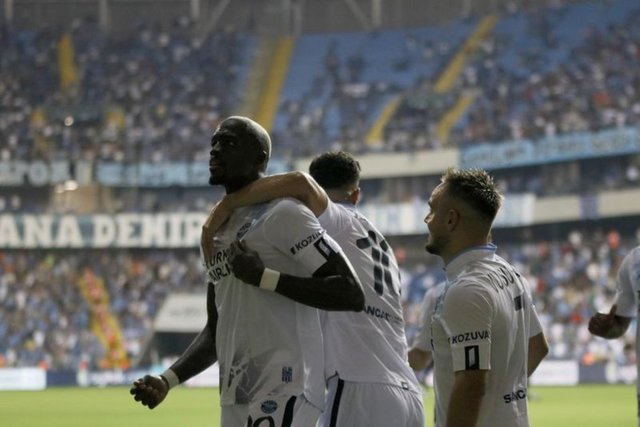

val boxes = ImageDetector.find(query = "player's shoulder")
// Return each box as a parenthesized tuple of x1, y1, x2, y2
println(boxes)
(319, 201, 356, 231)
(267, 197, 310, 215)
(446, 274, 496, 311)
(323, 200, 354, 218)
(619, 246, 640, 273)
(625, 245, 640, 261)
(257, 198, 312, 228)
(442, 280, 493, 319)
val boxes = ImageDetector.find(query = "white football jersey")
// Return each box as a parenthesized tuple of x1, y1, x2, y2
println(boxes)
(431, 245, 540, 427)
(205, 198, 343, 409)
(318, 202, 420, 393)
(611, 245, 640, 414)
(412, 282, 445, 352)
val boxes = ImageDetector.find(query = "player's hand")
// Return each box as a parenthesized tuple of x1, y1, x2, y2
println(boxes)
(129, 375, 169, 410)
(228, 240, 264, 286)
(588, 304, 618, 337)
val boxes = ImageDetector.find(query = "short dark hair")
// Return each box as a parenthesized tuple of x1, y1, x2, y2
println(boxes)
(309, 150, 361, 190)
(441, 167, 502, 223)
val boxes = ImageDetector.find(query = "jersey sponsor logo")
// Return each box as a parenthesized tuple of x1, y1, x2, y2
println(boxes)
(289, 230, 323, 255)
(207, 249, 232, 282)
(364, 304, 403, 323)
(464, 345, 480, 369)
(281, 366, 293, 383)
(208, 263, 232, 282)
(236, 221, 254, 240)
(260, 400, 278, 414)
(503, 388, 527, 403)
(448, 330, 490, 344)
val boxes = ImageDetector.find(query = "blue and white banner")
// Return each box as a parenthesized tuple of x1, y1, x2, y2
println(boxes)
(460, 127, 640, 170)
(0, 159, 291, 187)
(0, 194, 536, 248)
(0, 213, 205, 248)
(0, 367, 46, 391)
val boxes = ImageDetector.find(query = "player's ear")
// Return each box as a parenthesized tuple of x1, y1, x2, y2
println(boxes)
(258, 150, 268, 167)
(349, 188, 361, 204)
(446, 208, 460, 230)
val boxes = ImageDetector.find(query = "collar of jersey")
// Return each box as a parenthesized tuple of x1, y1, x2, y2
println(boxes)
(334, 201, 356, 208)
(444, 243, 497, 282)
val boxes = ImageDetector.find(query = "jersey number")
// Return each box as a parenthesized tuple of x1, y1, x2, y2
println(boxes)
(357, 229, 397, 296)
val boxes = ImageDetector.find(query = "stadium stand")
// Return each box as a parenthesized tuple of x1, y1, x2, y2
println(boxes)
(1, 0, 639, 387)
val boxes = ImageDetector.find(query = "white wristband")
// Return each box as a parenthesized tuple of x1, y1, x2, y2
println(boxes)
(259, 268, 280, 291)
(161, 368, 180, 389)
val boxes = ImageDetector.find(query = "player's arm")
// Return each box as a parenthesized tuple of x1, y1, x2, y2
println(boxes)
(408, 347, 432, 372)
(229, 240, 364, 312)
(162, 282, 219, 381)
(442, 283, 491, 426)
(446, 369, 488, 427)
(130, 283, 218, 409)
(590, 253, 637, 339)
(409, 285, 440, 371)
(588, 304, 631, 339)
(527, 331, 549, 376)
(203, 171, 329, 237)
(525, 293, 548, 376)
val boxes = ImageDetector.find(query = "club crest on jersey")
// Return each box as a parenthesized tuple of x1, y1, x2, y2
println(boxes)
(261, 400, 278, 414)
(281, 366, 293, 383)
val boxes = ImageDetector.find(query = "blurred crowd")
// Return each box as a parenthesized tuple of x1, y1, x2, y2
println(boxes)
(0, 16, 252, 163)
(1, 1, 638, 165)
(1, 227, 638, 373)
(449, 3, 640, 147)
(273, 0, 640, 156)
(0, 250, 203, 370)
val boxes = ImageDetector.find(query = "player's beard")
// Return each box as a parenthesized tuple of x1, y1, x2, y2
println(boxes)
(425, 232, 446, 256)
(209, 166, 224, 185)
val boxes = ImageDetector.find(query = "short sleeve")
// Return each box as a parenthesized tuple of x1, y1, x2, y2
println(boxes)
(441, 282, 493, 372)
(521, 289, 543, 337)
(262, 198, 343, 275)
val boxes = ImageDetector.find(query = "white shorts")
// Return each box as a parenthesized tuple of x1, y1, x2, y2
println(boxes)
(318, 376, 424, 427)
(221, 394, 321, 427)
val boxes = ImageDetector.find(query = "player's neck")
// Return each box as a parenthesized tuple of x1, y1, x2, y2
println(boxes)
(224, 174, 264, 194)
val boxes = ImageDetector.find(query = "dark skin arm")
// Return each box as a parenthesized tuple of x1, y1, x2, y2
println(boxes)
(446, 369, 488, 427)
(588, 304, 632, 339)
(130, 282, 218, 409)
(408, 347, 433, 372)
(229, 240, 365, 312)
(527, 332, 549, 377)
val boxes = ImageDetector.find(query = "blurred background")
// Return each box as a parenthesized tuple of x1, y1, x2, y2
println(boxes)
(1, 0, 639, 390)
